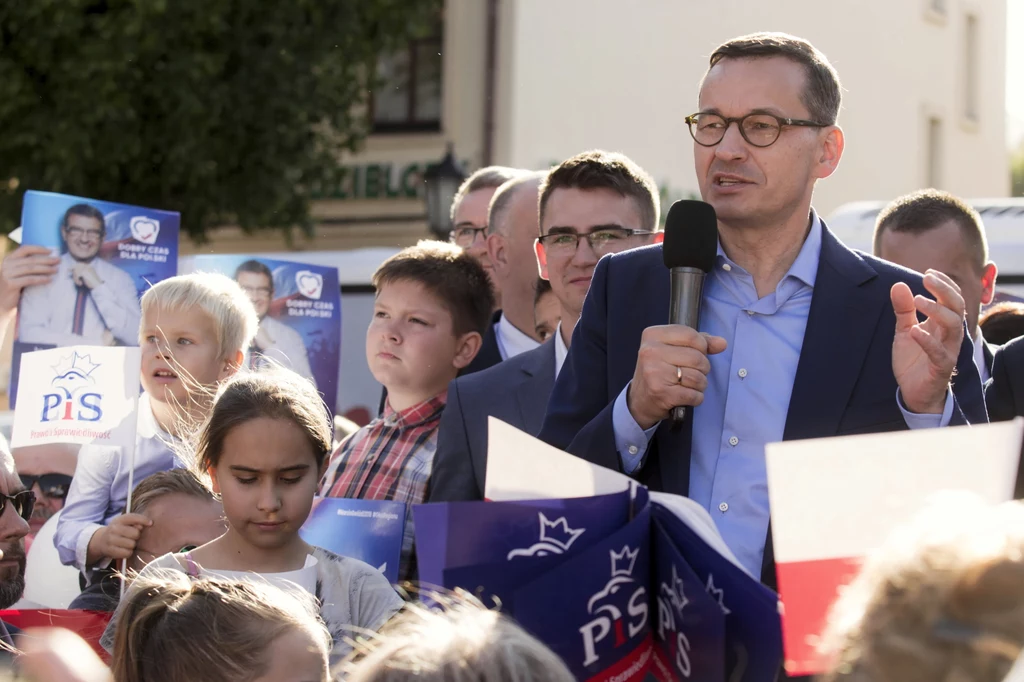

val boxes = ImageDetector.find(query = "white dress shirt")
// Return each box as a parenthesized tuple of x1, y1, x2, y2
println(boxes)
(554, 322, 569, 377)
(55, 393, 186, 572)
(973, 328, 991, 384)
(19, 253, 141, 346)
(245, 315, 316, 387)
(495, 312, 540, 361)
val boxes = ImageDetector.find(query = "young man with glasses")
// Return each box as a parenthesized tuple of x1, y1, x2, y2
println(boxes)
(430, 150, 659, 502)
(234, 259, 315, 387)
(18, 203, 141, 347)
(540, 33, 985, 596)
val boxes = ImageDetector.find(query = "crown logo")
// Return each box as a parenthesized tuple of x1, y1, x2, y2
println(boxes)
(611, 545, 639, 578)
(506, 512, 587, 560)
(706, 574, 731, 616)
(661, 564, 690, 614)
(539, 513, 585, 552)
(50, 352, 100, 397)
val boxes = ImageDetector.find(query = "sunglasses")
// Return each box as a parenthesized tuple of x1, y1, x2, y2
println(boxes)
(20, 473, 73, 500)
(0, 491, 35, 523)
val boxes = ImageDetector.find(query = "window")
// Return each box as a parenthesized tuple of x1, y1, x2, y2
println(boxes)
(964, 14, 979, 123)
(371, 21, 443, 133)
(926, 116, 943, 188)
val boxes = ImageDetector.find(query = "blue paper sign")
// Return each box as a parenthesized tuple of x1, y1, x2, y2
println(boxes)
(300, 497, 405, 583)
(191, 255, 341, 416)
(11, 190, 180, 406)
(650, 518, 726, 682)
(652, 505, 782, 682)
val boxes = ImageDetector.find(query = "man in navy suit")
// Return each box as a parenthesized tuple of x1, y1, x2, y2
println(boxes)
(539, 33, 987, 590)
(874, 189, 999, 382)
(429, 151, 662, 502)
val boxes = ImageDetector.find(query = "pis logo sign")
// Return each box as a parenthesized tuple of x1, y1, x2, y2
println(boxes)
(40, 352, 103, 423)
(579, 545, 649, 667)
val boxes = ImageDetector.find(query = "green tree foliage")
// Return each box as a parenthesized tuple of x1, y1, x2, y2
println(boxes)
(0, 0, 439, 240)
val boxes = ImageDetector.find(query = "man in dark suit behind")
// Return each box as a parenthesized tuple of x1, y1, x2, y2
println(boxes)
(873, 189, 999, 382)
(539, 33, 986, 594)
(430, 151, 662, 502)
(984, 336, 1024, 498)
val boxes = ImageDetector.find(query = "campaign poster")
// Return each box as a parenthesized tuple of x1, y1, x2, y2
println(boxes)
(190, 255, 340, 416)
(10, 346, 141, 452)
(300, 497, 405, 583)
(11, 190, 179, 406)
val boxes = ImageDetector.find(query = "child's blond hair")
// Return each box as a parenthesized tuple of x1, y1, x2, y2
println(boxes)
(112, 571, 330, 682)
(340, 592, 574, 682)
(819, 494, 1024, 682)
(140, 272, 258, 361)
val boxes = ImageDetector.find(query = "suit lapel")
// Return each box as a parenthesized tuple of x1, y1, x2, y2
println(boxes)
(515, 340, 558, 434)
(783, 225, 883, 441)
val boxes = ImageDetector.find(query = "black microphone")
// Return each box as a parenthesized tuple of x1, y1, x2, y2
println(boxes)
(662, 200, 719, 424)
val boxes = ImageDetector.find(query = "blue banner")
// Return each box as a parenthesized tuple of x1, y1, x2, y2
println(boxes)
(191, 255, 341, 416)
(300, 497, 405, 583)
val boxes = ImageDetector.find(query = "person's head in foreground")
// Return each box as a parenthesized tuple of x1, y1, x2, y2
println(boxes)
(819, 494, 1024, 682)
(339, 591, 574, 682)
(111, 571, 330, 682)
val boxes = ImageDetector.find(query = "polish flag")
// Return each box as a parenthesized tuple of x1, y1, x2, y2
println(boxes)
(765, 418, 1023, 677)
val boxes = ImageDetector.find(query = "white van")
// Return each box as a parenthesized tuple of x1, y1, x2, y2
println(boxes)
(181, 247, 400, 425)
(826, 198, 1024, 297)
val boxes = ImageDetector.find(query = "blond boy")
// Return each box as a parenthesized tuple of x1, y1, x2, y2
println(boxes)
(318, 241, 495, 579)
(55, 273, 257, 574)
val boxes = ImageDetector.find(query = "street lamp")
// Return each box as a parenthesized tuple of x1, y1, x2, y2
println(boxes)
(423, 143, 467, 239)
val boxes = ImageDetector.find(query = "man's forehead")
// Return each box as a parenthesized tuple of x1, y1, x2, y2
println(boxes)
(13, 444, 79, 476)
(698, 56, 810, 114)
(65, 214, 102, 228)
(543, 187, 643, 230)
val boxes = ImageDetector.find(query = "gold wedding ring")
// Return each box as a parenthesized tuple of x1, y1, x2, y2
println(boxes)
(676, 366, 683, 385)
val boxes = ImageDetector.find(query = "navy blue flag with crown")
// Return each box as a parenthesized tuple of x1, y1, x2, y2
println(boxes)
(413, 418, 783, 682)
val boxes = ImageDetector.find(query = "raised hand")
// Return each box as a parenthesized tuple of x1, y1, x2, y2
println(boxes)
(891, 270, 965, 414)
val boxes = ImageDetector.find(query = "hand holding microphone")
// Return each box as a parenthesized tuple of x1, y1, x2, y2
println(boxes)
(625, 201, 724, 430)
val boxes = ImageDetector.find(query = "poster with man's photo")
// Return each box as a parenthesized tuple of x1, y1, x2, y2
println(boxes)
(10, 190, 179, 406)
(190, 255, 341, 416)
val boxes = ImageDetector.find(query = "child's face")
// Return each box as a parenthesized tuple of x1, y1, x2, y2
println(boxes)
(366, 279, 476, 406)
(209, 417, 320, 553)
(140, 306, 234, 406)
(252, 628, 329, 682)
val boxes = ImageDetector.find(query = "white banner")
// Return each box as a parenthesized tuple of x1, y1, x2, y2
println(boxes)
(11, 346, 141, 451)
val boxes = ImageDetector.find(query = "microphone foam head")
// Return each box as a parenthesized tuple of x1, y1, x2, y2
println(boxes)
(662, 200, 718, 272)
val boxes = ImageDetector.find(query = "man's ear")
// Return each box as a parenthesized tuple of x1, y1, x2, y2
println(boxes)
(452, 331, 483, 370)
(487, 232, 507, 270)
(981, 262, 998, 305)
(653, 231, 665, 244)
(815, 126, 845, 180)
(535, 240, 549, 280)
(221, 349, 244, 379)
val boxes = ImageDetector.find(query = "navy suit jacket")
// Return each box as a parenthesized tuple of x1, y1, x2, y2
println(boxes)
(984, 336, 1024, 499)
(539, 222, 988, 588)
(429, 338, 558, 502)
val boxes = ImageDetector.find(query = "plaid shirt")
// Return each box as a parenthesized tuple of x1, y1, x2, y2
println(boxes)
(318, 394, 447, 579)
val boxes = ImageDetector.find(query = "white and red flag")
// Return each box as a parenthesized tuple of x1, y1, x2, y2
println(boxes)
(765, 418, 1023, 676)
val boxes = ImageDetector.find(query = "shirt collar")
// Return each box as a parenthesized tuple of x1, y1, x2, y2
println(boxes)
(137, 393, 173, 440)
(496, 312, 541, 360)
(381, 392, 447, 429)
(554, 322, 569, 377)
(973, 327, 990, 382)
(716, 210, 823, 289)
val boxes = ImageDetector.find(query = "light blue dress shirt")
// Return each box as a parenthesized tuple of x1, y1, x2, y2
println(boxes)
(611, 214, 953, 576)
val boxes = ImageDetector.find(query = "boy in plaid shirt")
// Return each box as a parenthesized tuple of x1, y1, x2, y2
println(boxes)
(319, 241, 495, 579)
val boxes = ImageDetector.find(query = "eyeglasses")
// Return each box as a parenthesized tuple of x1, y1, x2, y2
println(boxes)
(537, 227, 655, 256)
(684, 112, 828, 148)
(65, 226, 104, 239)
(240, 285, 272, 298)
(449, 225, 488, 247)
(0, 491, 35, 523)
(20, 473, 73, 500)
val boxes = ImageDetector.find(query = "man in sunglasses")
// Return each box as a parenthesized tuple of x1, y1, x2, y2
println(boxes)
(0, 442, 33, 635)
(13, 443, 78, 548)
